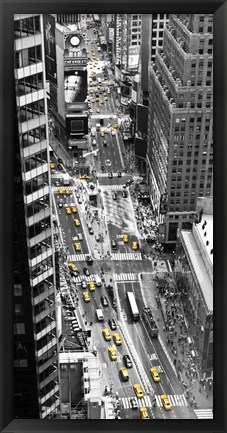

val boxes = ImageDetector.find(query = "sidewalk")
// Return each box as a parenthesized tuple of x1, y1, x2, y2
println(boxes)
(151, 268, 213, 411)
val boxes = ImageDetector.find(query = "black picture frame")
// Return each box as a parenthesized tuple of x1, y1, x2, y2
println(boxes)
(1, 1, 226, 433)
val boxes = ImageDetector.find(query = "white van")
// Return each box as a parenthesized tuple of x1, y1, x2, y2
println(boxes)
(96, 123, 101, 131)
(95, 276, 102, 287)
(96, 308, 104, 321)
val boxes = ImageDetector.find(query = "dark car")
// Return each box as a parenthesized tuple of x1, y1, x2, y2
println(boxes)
(58, 202, 63, 208)
(111, 240, 117, 250)
(101, 295, 109, 307)
(58, 164, 63, 170)
(101, 165, 105, 171)
(123, 354, 133, 368)
(108, 172, 113, 178)
(112, 192, 117, 200)
(86, 254, 93, 265)
(130, 397, 138, 410)
(122, 190, 128, 198)
(89, 227, 94, 235)
(58, 158, 63, 164)
(118, 172, 122, 177)
(103, 140, 107, 147)
(108, 317, 117, 330)
(83, 267, 90, 276)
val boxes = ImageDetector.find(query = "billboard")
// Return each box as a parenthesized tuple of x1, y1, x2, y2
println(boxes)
(43, 14, 57, 83)
(158, 224, 166, 244)
(160, 193, 168, 215)
(135, 137, 147, 158)
(128, 45, 140, 71)
(137, 104, 148, 134)
(64, 70, 87, 103)
(66, 113, 88, 136)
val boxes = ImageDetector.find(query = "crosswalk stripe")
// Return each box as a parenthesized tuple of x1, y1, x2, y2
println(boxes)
(111, 253, 142, 261)
(67, 254, 88, 262)
(194, 409, 213, 419)
(156, 395, 162, 407)
(124, 397, 129, 409)
(97, 172, 125, 178)
(52, 186, 74, 192)
(100, 184, 126, 191)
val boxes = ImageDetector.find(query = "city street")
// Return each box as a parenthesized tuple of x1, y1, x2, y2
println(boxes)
(49, 19, 213, 421)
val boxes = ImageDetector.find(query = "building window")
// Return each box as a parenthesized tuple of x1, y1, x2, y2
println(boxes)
(14, 323, 25, 334)
(14, 359, 28, 367)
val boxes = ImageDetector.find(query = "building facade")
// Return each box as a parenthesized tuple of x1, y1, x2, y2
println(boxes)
(14, 14, 60, 419)
(147, 14, 213, 246)
(175, 197, 213, 378)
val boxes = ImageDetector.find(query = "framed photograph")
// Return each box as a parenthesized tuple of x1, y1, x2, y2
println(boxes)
(1, 1, 226, 433)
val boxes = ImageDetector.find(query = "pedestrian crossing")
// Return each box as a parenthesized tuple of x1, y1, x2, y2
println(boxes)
(119, 394, 188, 409)
(68, 254, 91, 262)
(97, 172, 125, 178)
(100, 184, 126, 191)
(111, 253, 142, 261)
(194, 409, 213, 419)
(52, 186, 74, 192)
(69, 274, 100, 283)
(113, 273, 138, 282)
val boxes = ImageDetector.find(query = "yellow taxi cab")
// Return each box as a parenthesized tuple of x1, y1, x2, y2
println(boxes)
(133, 384, 144, 399)
(79, 175, 91, 180)
(100, 131, 105, 137)
(91, 98, 96, 103)
(95, 97, 99, 102)
(113, 332, 122, 346)
(96, 108, 101, 113)
(50, 162, 55, 169)
(102, 328, 112, 341)
(140, 407, 150, 419)
(65, 207, 72, 215)
(102, 78, 105, 82)
(74, 219, 80, 227)
(58, 187, 66, 194)
(74, 242, 81, 251)
(88, 281, 96, 291)
(123, 234, 129, 243)
(104, 97, 108, 101)
(132, 241, 139, 250)
(150, 367, 161, 383)
(71, 206, 78, 213)
(90, 89, 94, 94)
(109, 114, 114, 119)
(82, 291, 90, 303)
(100, 100, 104, 104)
(160, 394, 172, 410)
(65, 188, 71, 195)
(108, 346, 118, 361)
(97, 85, 101, 90)
(103, 92, 107, 97)
(119, 368, 129, 382)
(68, 263, 79, 273)
(113, 123, 119, 129)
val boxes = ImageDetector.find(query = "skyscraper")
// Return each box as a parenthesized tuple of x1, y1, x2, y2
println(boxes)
(147, 14, 213, 246)
(14, 14, 60, 418)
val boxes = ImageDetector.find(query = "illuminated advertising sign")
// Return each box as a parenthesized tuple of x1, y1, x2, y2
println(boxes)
(43, 14, 57, 83)
(158, 223, 166, 243)
(64, 58, 87, 66)
(128, 45, 140, 71)
(66, 113, 88, 136)
(160, 193, 168, 215)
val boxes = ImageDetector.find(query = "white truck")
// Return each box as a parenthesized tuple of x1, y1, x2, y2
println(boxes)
(96, 308, 104, 321)
(61, 173, 70, 186)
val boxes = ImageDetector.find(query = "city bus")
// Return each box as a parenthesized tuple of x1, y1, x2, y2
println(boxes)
(127, 291, 140, 322)
(142, 307, 159, 337)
